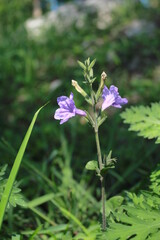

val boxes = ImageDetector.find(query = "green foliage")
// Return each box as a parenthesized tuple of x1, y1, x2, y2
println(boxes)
(85, 152, 117, 178)
(150, 164, 160, 195)
(0, 105, 45, 229)
(1, 0, 160, 238)
(0, 0, 32, 31)
(0, 165, 26, 209)
(85, 160, 99, 171)
(107, 206, 160, 240)
(105, 196, 124, 217)
(11, 234, 21, 240)
(78, 58, 97, 84)
(102, 151, 117, 173)
(105, 165, 160, 240)
(121, 103, 160, 143)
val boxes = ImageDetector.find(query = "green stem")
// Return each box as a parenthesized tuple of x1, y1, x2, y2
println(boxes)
(89, 83, 106, 230)
(95, 129, 106, 231)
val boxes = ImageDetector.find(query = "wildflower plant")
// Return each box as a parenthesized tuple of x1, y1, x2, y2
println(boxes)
(54, 58, 128, 230)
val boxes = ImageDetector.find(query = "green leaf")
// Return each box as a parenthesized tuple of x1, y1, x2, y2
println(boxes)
(89, 68, 93, 78)
(21, 224, 68, 236)
(98, 115, 107, 128)
(77, 60, 86, 70)
(51, 199, 89, 236)
(107, 205, 160, 240)
(0, 165, 7, 181)
(0, 104, 47, 229)
(150, 164, 160, 195)
(107, 150, 112, 161)
(106, 196, 124, 217)
(103, 151, 117, 170)
(12, 235, 21, 240)
(0, 166, 26, 209)
(121, 103, 160, 143)
(106, 164, 160, 240)
(88, 59, 96, 70)
(86, 58, 90, 66)
(85, 161, 99, 171)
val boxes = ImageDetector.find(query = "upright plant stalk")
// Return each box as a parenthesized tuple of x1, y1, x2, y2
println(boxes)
(90, 83, 106, 230)
(95, 129, 106, 230)
(55, 58, 128, 233)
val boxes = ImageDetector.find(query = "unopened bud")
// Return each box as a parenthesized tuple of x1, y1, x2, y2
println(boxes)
(101, 71, 107, 81)
(96, 71, 107, 100)
(72, 80, 92, 105)
(72, 80, 87, 98)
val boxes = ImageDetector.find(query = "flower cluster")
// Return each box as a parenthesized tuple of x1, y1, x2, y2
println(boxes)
(54, 84, 128, 124)
(54, 59, 128, 124)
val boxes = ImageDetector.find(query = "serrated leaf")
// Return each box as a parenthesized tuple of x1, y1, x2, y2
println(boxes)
(106, 206, 160, 240)
(106, 164, 160, 240)
(85, 161, 98, 171)
(12, 196, 26, 207)
(106, 196, 124, 217)
(9, 185, 27, 208)
(0, 165, 7, 181)
(0, 173, 26, 209)
(150, 164, 160, 195)
(121, 103, 160, 143)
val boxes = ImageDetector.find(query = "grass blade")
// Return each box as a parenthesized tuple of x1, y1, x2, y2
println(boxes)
(51, 199, 89, 236)
(21, 224, 68, 235)
(28, 206, 55, 226)
(0, 104, 47, 229)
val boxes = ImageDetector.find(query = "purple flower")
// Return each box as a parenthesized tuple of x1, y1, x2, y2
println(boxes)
(54, 92, 86, 124)
(102, 85, 128, 111)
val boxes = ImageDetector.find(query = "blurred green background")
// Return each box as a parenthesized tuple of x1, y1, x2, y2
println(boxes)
(1, 0, 160, 237)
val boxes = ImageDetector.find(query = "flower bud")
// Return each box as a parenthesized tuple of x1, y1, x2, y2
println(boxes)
(72, 80, 92, 105)
(96, 71, 107, 101)
(72, 80, 87, 98)
(101, 71, 107, 81)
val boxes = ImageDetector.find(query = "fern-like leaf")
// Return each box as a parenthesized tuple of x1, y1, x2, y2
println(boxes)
(106, 205, 160, 240)
(0, 165, 7, 181)
(121, 103, 160, 143)
(0, 165, 26, 209)
(106, 164, 160, 240)
(150, 164, 160, 195)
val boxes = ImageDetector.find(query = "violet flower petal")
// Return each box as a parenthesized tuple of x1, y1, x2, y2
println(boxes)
(102, 85, 128, 111)
(75, 108, 86, 116)
(54, 108, 75, 120)
(102, 93, 115, 111)
(54, 92, 86, 124)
